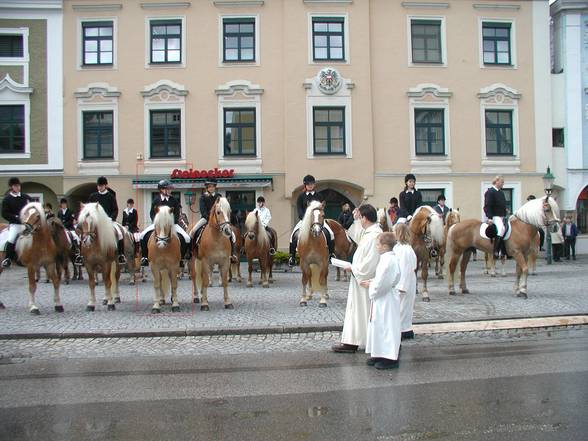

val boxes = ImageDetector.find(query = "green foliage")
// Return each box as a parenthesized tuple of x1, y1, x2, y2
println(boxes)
(272, 251, 290, 264)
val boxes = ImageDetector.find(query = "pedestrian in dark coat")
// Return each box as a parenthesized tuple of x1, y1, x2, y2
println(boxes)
(338, 203, 354, 229)
(563, 216, 578, 260)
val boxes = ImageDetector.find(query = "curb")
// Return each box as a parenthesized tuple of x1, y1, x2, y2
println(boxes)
(0, 316, 585, 340)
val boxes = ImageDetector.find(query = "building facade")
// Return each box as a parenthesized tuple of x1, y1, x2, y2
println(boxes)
(551, 0, 588, 238)
(61, 0, 552, 248)
(0, 0, 64, 209)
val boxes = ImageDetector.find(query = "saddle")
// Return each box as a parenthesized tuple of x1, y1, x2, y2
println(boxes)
(480, 218, 512, 241)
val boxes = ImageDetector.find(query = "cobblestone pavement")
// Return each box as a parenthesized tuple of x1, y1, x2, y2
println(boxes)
(0, 326, 585, 360)
(0, 257, 586, 337)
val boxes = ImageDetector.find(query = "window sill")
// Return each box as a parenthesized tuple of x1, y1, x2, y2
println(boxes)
(481, 157, 520, 174)
(0, 152, 30, 159)
(145, 63, 186, 69)
(143, 159, 187, 175)
(408, 62, 447, 68)
(219, 157, 261, 173)
(77, 161, 119, 175)
(410, 157, 452, 173)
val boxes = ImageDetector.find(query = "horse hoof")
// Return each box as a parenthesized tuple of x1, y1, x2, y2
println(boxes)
(159, 299, 165, 306)
(107, 304, 116, 311)
(299, 301, 307, 307)
(262, 284, 269, 289)
(102, 299, 108, 306)
(516, 292, 528, 299)
(318, 303, 327, 308)
(151, 308, 161, 314)
(490, 274, 496, 278)
(0, 302, 5, 309)
(65, 280, 70, 285)
(171, 306, 180, 313)
(421, 297, 430, 303)
(269, 279, 274, 284)
(54, 305, 64, 313)
(114, 297, 121, 304)
(462, 289, 470, 294)
(449, 290, 456, 296)
(437, 275, 444, 280)
(201, 305, 210, 311)
(247, 282, 253, 288)
(193, 297, 200, 304)
(129, 281, 135, 286)
(225, 304, 234, 310)
(86, 305, 95, 312)
(30, 308, 40, 315)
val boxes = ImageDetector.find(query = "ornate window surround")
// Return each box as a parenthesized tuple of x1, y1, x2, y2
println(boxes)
(478, 83, 521, 173)
(215, 80, 263, 173)
(74, 82, 120, 174)
(478, 17, 517, 69)
(407, 83, 452, 173)
(141, 79, 187, 173)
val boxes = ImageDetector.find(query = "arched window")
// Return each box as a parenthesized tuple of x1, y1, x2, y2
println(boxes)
(576, 186, 588, 234)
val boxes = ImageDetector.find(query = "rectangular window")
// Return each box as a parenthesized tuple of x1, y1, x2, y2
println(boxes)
(485, 110, 513, 155)
(313, 107, 345, 155)
(0, 35, 23, 58)
(312, 17, 345, 61)
(482, 22, 511, 65)
(223, 18, 255, 62)
(83, 111, 113, 159)
(82, 21, 113, 65)
(150, 110, 181, 158)
(224, 108, 256, 156)
(552, 128, 564, 148)
(415, 109, 445, 155)
(150, 20, 182, 64)
(411, 20, 441, 63)
(421, 188, 445, 207)
(503, 188, 513, 215)
(0, 105, 25, 154)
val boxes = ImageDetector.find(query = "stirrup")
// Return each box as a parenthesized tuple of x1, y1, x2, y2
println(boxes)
(288, 256, 296, 267)
(269, 248, 276, 256)
(74, 255, 84, 266)
(141, 257, 149, 267)
(118, 254, 127, 265)
(1, 258, 11, 268)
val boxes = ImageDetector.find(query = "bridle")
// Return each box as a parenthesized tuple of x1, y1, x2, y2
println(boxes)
(212, 204, 232, 237)
(21, 210, 42, 236)
(412, 211, 440, 258)
(311, 208, 324, 238)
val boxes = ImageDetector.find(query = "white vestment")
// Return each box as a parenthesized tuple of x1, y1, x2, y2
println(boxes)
(365, 251, 401, 360)
(394, 243, 418, 332)
(340, 221, 383, 347)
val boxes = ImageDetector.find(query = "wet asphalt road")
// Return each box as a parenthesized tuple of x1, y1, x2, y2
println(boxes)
(0, 332, 587, 441)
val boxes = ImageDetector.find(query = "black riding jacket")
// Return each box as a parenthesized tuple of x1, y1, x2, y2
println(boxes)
(199, 191, 222, 221)
(122, 208, 139, 232)
(296, 191, 324, 220)
(484, 187, 507, 218)
(88, 188, 119, 221)
(1, 191, 32, 224)
(150, 195, 181, 224)
(58, 207, 75, 229)
(399, 189, 423, 216)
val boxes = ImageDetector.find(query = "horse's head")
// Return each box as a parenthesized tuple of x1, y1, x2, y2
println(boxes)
(543, 196, 560, 226)
(77, 203, 96, 247)
(446, 209, 461, 227)
(310, 206, 325, 238)
(244, 210, 259, 241)
(515, 196, 561, 228)
(411, 206, 444, 256)
(19, 202, 46, 235)
(210, 197, 233, 238)
(153, 206, 174, 248)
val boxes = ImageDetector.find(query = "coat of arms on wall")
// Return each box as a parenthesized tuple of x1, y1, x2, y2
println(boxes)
(317, 68, 342, 95)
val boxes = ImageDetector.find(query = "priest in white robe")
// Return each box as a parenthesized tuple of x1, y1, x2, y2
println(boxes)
(393, 223, 418, 340)
(332, 204, 382, 353)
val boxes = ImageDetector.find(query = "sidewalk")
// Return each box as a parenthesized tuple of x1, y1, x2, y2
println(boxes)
(0, 257, 586, 339)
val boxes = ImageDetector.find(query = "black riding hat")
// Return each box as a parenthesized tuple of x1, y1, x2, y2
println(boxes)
(8, 177, 20, 187)
(60, 198, 68, 204)
(97, 176, 108, 186)
(437, 194, 446, 202)
(158, 179, 171, 190)
(204, 178, 217, 186)
(303, 174, 316, 185)
(404, 173, 416, 183)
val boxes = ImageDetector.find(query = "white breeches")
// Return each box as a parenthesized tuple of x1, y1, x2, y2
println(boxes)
(113, 223, 124, 241)
(7, 224, 26, 244)
(140, 223, 190, 242)
(492, 216, 505, 237)
(290, 220, 334, 242)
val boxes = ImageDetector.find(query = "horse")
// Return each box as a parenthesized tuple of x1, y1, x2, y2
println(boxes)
(243, 210, 274, 288)
(47, 217, 74, 285)
(297, 200, 330, 307)
(407, 205, 445, 302)
(377, 208, 393, 232)
(326, 219, 355, 282)
(121, 225, 141, 285)
(446, 196, 559, 299)
(14, 203, 63, 314)
(434, 209, 461, 279)
(148, 206, 181, 313)
(77, 202, 119, 311)
(190, 197, 234, 310)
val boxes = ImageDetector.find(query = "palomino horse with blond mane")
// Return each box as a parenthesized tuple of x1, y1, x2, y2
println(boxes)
(77, 203, 119, 311)
(298, 200, 330, 307)
(434, 209, 461, 279)
(191, 197, 234, 310)
(243, 210, 276, 288)
(446, 196, 559, 299)
(148, 206, 181, 313)
(14, 203, 64, 314)
(407, 205, 445, 302)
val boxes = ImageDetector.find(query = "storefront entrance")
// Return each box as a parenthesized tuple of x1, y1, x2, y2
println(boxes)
(318, 188, 355, 220)
(226, 190, 256, 231)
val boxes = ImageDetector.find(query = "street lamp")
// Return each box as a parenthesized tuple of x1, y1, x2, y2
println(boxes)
(542, 166, 555, 264)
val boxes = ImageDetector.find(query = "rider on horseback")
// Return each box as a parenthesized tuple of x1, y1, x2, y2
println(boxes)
(1, 177, 32, 268)
(254, 196, 276, 255)
(140, 180, 192, 267)
(288, 175, 335, 267)
(88, 176, 126, 265)
(484, 175, 508, 259)
(398, 173, 422, 222)
(191, 178, 238, 263)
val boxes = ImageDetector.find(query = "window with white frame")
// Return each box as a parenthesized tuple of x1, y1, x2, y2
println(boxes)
(485, 109, 513, 156)
(224, 108, 256, 156)
(82, 21, 113, 66)
(312, 17, 345, 61)
(481, 181, 520, 219)
(222, 17, 255, 62)
(313, 106, 346, 155)
(0, 34, 23, 58)
(417, 182, 453, 210)
(482, 22, 511, 65)
(148, 18, 184, 65)
(0, 105, 25, 154)
(414, 108, 445, 155)
(82, 110, 113, 159)
(409, 18, 445, 64)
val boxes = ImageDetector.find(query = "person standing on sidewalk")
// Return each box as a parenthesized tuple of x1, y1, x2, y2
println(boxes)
(551, 221, 564, 262)
(332, 204, 382, 354)
(563, 216, 577, 260)
(393, 222, 418, 341)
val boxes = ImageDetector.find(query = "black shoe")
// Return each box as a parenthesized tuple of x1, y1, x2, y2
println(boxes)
(1, 257, 11, 268)
(401, 330, 414, 341)
(288, 256, 296, 267)
(366, 357, 382, 366)
(375, 359, 399, 370)
(331, 343, 358, 353)
(118, 254, 127, 265)
(269, 248, 276, 256)
(141, 257, 149, 267)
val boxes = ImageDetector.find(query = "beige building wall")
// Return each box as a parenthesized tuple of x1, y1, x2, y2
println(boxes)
(62, 0, 551, 248)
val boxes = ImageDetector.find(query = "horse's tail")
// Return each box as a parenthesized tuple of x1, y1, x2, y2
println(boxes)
(161, 269, 171, 297)
(309, 263, 324, 293)
(193, 258, 203, 292)
(110, 261, 119, 295)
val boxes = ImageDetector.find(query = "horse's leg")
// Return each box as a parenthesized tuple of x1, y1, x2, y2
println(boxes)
(447, 251, 460, 296)
(420, 257, 430, 302)
(268, 254, 274, 283)
(151, 266, 162, 313)
(513, 252, 529, 299)
(114, 262, 121, 303)
(500, 255, 507, 277)
(27, 266, 40, 314)
(103, 263, 115, 311)
(222, 263, 233, 309)
(459, 250, 472, 294)
(318, 264, 328, 308)
(260, 256, 269, 288)
(300, 265, 309, 306)
(86, 268, 97, 311)
(171, 267, 180, 312)
(247, 257, 254, 288)
(200, 263, 210, 311)
(47, 263, 64, 313)
(336, 266, 341, 282)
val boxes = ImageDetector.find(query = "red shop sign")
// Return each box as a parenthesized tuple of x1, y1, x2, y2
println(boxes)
(170, 168, 235, 179)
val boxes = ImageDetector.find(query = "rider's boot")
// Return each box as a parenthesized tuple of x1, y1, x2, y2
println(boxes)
(230, 238, 238, 263)
(288, 239, 297, 267)
(325, 229, 335, 262)
(493, 236, 502, 260)
(140, 236, 149, 267)
(72, 241, 83, 266)
(1, 242, 15, 268)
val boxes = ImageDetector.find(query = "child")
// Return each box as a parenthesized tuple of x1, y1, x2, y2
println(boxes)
(393, 223, 418, 341)
(361, 232, 402, 370)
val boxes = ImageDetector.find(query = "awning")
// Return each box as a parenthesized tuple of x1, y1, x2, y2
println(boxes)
(132, 174, 273, 190)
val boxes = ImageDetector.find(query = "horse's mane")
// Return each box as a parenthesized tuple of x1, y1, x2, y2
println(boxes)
(514, 196, 560, 228)
(154, 206, 175, 234)
(78, 203, 116, 254)
(413, 205, 444, 243)
(377, 207, 393, 231)
(214, 197, 232, 222)
(245, 210, 269, 248)
(299, 200, 323, 244)
(20, 202, 46, 225)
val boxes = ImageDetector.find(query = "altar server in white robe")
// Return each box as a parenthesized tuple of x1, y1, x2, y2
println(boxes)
(332, 204, 382, 353)
(362, 232, 402, 369)
(393, 222, 418, 340)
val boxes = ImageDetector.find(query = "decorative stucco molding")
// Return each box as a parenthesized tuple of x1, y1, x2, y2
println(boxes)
(141, 79, 188, 98)
(213, 0, 264, 6)
(473, 3, 520, 10)
(74, 82, 121, 99)
(72, 3, 122, 11)
(0, 74, 33, 95)
(407, 83, 452, 99)
(303, 68, 354, 93)
(303, 0, 353, 4)
(215, 80, 264, 96)
(401, 2, 449, 9)
(140, 2, 191, 9)
(477, 83, 521, 100)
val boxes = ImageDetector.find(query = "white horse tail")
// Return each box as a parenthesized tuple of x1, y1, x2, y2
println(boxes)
(309, 263, 325, 295)
(110, 261, 119, 296)
(429, 211, 445, 245)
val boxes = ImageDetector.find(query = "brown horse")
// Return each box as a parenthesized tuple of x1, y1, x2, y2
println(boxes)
(47, 217, 74, 285)
(446, 196, 559, 299)
(148, 206, 181, 313)
(434, 209, 461, 279)
(326, 219, 356, 282)
(243, 210, 275, 288)
(407, 206, 445, 302)
(15, 203, 63, 314)
(377, 208, 393, 232)
(77, 203, 119, 311)
(121, 225, 141, 286)
(191, 197, 234, 310)
(298, 201, 329, 307)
